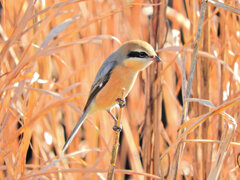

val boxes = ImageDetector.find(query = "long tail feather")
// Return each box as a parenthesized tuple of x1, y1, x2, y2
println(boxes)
(61, 110, 88, 154)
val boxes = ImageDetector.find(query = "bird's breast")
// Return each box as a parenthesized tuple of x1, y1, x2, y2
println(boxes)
(94, 64, 138, 110)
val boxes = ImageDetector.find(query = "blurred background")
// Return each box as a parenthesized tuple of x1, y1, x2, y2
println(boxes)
(0, 0, 240, 179)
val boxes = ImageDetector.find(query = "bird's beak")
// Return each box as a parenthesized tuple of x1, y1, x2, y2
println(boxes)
(154, 55, 161, 62)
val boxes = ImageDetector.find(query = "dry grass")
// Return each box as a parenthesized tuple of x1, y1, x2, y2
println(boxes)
(0, 0, 240, 179)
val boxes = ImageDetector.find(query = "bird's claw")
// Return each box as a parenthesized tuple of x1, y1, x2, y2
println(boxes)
(112, 124, 122, 132)
(116, 98, 126, 108)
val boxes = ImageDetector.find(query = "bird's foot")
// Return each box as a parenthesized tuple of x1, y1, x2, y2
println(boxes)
(116, 98, 126, 108)
(112, 124, 122, 132)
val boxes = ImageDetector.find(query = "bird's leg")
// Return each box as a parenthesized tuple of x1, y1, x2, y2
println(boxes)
(107, 110, 118, 122)
(107, 110, 122, 132)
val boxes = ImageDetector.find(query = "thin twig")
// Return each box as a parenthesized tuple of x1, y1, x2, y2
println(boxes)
(107, 88, 125, 180)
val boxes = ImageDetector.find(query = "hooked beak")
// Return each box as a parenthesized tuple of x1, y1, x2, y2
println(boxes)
(154, 55, 161, 62)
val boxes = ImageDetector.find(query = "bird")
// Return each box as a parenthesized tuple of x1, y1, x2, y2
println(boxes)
(62, 40, 161, 154)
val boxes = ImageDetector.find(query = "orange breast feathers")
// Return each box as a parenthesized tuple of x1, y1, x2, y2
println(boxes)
(94, 64, 138, 110)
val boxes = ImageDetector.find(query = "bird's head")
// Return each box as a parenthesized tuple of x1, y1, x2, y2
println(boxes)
(117, 40, 161, 71)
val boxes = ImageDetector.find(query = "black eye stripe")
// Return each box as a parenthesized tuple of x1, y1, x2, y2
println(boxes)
(127, 51, 149, 58)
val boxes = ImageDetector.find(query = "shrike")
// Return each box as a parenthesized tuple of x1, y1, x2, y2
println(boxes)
(62, 40, 161, 153)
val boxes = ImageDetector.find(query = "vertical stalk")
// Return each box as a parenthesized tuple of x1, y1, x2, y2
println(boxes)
(200, 5, 211, 179)
(107, 88, 125, 180)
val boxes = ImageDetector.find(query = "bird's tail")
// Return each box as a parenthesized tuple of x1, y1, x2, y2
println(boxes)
(61, 110, 88, 155)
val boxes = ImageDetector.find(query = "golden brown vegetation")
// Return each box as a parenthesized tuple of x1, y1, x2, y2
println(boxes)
(0, 0, 240, 179)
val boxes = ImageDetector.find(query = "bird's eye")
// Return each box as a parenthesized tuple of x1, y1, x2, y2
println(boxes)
(139, 52, 148, 57)
(127, 51, 149, 58)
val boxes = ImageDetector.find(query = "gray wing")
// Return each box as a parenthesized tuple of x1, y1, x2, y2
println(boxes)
(62, 52, 118, 154)
(83, 55, 118, 112)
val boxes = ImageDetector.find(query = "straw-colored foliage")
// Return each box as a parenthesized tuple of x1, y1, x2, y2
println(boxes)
(0, 0, 239, 179)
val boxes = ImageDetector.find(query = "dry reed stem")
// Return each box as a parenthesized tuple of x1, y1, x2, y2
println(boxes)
(208, 0, 240, 15)
(107, 88, 125, 180)
(170, 0, 208, 179)
(207, 113, 236, 179)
